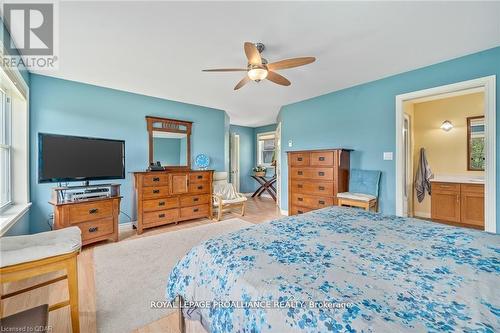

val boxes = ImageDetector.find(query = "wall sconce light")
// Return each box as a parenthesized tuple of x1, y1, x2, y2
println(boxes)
(440, 120, 453, 132)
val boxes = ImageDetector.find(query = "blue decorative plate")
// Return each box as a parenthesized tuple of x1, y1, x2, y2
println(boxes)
(195, 154, 210, 169)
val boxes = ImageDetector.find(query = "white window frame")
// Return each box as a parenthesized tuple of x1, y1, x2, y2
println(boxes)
(0, 49, 31, 235)
(256, 131, 276, 167)
(0, 88, 12, 211)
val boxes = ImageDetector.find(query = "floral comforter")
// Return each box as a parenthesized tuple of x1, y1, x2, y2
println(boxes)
(167, 207, 499, 332)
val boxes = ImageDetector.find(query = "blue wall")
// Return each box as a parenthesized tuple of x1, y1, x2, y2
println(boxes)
(29, 74, 228, 233)
(278, 46, 500, 232)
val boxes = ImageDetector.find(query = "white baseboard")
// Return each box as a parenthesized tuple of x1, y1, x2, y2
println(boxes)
(280, 209, 289, 216)
(119, 221, 135, 231)
(413, 211, 431, 219)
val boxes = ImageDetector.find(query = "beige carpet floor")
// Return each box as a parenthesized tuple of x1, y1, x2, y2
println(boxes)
(94, 218, 253, 333)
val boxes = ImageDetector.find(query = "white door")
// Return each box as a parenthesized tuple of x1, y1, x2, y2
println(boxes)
(275, 122, 282, 208)
(403, 114, 412, 217)
(230, 134, 240, 192)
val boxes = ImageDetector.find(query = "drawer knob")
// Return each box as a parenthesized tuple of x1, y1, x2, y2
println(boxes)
(298, 197, 303, 201)
(319, 156, 325, 161)
(153, 189, 160, 194)
(298, 171, 303, 175)
(153, 177, 160, 182)
(197, 175, 203, 179)
(318, 172, 325, 176)
(319, 200, 325, 205)
(89, 208, 99, 214)
(159, 213, 166, 218)
(319, 186, 325, 190)
(158, 201, 165, 206)
(297, 157, 303, 161)
(298, 210, 304, 214)
(193, 198, 199, 202)
(197, 186, 203, 190)
(88, 227, 98, 233)
(193, 208, 199, 212)
(297, 184, 303, 188)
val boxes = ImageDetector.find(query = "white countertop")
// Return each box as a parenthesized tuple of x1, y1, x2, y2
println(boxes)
(430, 175, 484, 184)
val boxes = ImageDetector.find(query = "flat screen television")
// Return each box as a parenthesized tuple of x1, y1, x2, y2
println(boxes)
(38, 133, 125, 183)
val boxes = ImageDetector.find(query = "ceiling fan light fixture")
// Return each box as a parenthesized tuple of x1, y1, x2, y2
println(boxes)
(247, 68, 268, 81)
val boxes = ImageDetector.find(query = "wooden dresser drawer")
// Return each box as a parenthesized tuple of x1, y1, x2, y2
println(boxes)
(291, 193, 333, 209)
(188, 182, 210, 194)
(290, 205, 313, 215)
(143, 208, 179, 226)
(189, 172, 210, 183)
(291, 180, 334, 196)
(290, 167, 334, 180)
(69, 201, 113, 224)
(289, 152, 310, 166)
(142, 174, 169, 187)
(461, 183, 484, 193)
(142, 186, 169, 199)
(180, 194, 211, 207)
(432, 182, 460, 193)
(310, 152, 334, 166)
(180, 204, 209, 219)
(77, 217, 114, 241)
(143, 197, 179, 212)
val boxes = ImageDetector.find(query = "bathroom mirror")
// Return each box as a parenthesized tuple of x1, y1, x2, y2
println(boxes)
(146, 116, 192, 169)
(467, 116, 485, 171)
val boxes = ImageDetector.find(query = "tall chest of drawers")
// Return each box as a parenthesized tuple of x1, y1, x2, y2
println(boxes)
(288, 149, 351, 215)
(133, 170, 213, 234)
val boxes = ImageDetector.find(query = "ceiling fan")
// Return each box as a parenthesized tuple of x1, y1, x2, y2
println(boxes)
(202, 42, 316, 90)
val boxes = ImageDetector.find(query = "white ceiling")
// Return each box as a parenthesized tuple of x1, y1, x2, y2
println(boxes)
(26, 1, 500, 127)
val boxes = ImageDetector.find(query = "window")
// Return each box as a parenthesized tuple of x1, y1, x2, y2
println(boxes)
(0, 89, 12, 209)
(257, 132, 276, 166)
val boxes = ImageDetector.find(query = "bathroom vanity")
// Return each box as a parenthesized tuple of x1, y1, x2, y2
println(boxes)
(430, 176, 484, 229)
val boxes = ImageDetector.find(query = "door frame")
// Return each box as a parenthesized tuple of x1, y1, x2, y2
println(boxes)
(230, 133, 240, 192)
(395, 75, 496, 233)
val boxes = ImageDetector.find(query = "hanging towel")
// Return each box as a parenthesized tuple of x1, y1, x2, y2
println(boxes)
(415, 148, 433, 203)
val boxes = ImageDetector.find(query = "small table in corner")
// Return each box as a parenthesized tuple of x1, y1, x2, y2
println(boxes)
(251, 175, 277, 201)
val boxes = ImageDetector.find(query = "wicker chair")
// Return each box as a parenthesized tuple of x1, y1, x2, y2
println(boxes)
(212, 172, 247, 221)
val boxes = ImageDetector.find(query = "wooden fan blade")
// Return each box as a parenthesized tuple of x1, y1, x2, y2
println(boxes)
(267, 71, 291, 86)
(234, 76, 250, 90)
(244, 42, 262, 65)
(267, 57, 316, 71)
(202, 68, 248, 72)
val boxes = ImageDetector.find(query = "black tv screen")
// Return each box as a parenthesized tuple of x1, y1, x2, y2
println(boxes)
(38, 133, 125, 183)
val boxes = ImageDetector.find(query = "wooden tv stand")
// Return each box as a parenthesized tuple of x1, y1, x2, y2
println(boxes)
(50, 194, 121, 246)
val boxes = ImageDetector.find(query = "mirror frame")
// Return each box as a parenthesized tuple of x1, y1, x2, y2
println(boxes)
(146, 116, 192, 169)
(466, 115, 485, 171)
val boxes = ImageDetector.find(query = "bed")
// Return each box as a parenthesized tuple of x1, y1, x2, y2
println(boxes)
(166, 206, 499, 332)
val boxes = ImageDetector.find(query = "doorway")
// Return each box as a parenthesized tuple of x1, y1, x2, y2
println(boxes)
(395, 76, 496, 233)
(275, 122, 282, 209)
(230, 133, 240, 192)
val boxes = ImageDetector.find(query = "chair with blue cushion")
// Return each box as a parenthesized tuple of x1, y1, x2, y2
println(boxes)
(337, 169, 381, 212)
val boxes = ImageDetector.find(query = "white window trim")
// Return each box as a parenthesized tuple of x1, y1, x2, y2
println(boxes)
(0, 50, 31, 235)
(256, 131, 276, 167)
(0, 203, 31, 236)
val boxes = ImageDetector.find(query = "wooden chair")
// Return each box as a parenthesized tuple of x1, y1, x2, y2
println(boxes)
(337, 169, 381, 212)
(0, 227, 82, 333)
(212, 172, 247, 221)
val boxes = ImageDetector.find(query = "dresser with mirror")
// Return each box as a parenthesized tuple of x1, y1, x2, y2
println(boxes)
(133, 116, 213, 234)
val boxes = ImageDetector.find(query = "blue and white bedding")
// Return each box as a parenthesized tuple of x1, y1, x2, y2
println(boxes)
(167, 207, 500, 332)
